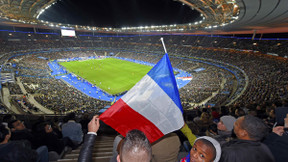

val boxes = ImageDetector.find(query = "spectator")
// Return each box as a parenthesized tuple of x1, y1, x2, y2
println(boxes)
(110, 132, 180, 162)
(256, 105, 267, 119)
(275, 106, 288, 126)
(211, 107, 220, 122)
(220, 115, 274, 162)
(79, 116, 152, 162)
(0, 124, 48, 162)
(62, 113, 83, 147)
(263, 114, 288, 162)
(193, 109, 202, 122)
(80, 113, 90, 134)
(228, 107, 235, 117)
(264, 108, 276, 129)
(195, 112, 213, 135)
(150, 133, 180, 162)
(110, 135, 124, 162)
(180, 123, 197, 152)
(1, 114, 15, 128)
(8, 119, 36, 148)
(215, 115, 236, 145)
(205, 123, 218, 137)
(234, 108, 246, 118)
(34, 122, 74, 159)
(180, 136, 221, 162)
(78, 115, 100, 162)
(49, 116, 63, 138)
(117, 129, 152, 162)
(219, 106, 229, 117)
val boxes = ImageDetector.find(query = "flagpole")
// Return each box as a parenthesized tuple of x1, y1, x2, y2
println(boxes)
(160, 37, 167, 54)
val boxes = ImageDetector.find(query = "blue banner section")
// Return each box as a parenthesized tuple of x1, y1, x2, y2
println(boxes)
(55, 74, 120, 102)
(37, 56, 49, 60)
(194, 67, 206, 73)
(49, 61, 68, 75)
(17, 75, 53, 78)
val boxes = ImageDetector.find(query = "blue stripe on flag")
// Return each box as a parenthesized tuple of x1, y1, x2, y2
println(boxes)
(147, 53, 183, 113)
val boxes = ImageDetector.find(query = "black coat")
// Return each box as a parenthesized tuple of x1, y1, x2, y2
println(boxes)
(34, 131, 65, 155)
(10, 129, 37, 149)
(0, 141, 38, 162)
(220, 139, 275, 162)
(264, 132, 288, 162)
(78, 134, 96, 162)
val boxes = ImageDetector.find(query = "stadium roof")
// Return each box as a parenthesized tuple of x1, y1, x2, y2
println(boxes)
(0, 0, 56, 22)
(0, 0, 287, 34)
(213, 0, 288, 34)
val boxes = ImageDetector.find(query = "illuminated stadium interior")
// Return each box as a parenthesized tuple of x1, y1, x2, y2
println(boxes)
(1, 0, 287, 114)
(0, 0, 287, 161)
(0, 0, 287, 114)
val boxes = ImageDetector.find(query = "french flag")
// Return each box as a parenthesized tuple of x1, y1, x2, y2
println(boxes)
(100, 53, 184, 143)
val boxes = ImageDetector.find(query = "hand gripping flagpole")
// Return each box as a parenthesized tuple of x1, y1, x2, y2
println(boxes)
(160, 37, 167, 54)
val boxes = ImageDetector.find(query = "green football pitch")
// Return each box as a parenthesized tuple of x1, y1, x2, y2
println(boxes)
(59, 58, 152, 95)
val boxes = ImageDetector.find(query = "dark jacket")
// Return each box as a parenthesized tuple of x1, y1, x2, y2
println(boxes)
(78, 134, 97, 162)
(214, 130, 233, 146)
(0, 141, 38, 162)
(10, 129, 37, 149)
(34, 131, 66, 155)
(220, 139, 275, 162)
(275, 107, 288, 125)
(264, 132, 288, 162)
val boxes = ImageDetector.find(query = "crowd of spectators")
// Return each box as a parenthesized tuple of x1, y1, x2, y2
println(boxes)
(0, 103, 9, 114)
(6, 83, 22, 95)
(0, 113, 95, 161)
(24, 77, 110, 114)
(0, 34, 286, 115)
(181, 100, 288, 161)
(1, 26, 288, 162)
(11, 96, 39, 114)
(1, 101, 288, 161)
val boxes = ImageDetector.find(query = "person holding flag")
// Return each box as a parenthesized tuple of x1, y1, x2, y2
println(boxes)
(78, 117, 153, 162)
(100, 37, 184, 144)
(79, 38, 185, 162)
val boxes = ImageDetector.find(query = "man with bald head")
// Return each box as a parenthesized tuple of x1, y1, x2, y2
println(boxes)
(78, 117, 152, 162)
(117, 129, 152, 162)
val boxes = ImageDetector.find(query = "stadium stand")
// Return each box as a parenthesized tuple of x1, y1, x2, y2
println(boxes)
(0, 1, 288, 160)
(0, 34, 286, 115)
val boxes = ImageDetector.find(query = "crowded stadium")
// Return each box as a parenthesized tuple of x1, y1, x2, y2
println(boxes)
(0, 0, 287, 162)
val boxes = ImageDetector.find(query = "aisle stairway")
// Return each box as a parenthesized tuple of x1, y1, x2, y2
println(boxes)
(57, 136, 116, 162)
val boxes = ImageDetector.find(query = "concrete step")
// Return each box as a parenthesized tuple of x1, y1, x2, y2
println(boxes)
(57, 156, 111, 162)
(77, 144, 114, 150)
(57, 135, 115, 162)
(64, 151, 113, 159)
(71, 147, 113, 154)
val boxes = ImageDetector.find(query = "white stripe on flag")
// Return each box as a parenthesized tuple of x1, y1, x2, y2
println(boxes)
(122, 74, 184, 134)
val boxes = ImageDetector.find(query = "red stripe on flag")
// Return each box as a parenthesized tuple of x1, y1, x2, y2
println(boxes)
(100, 99, 164, 143)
